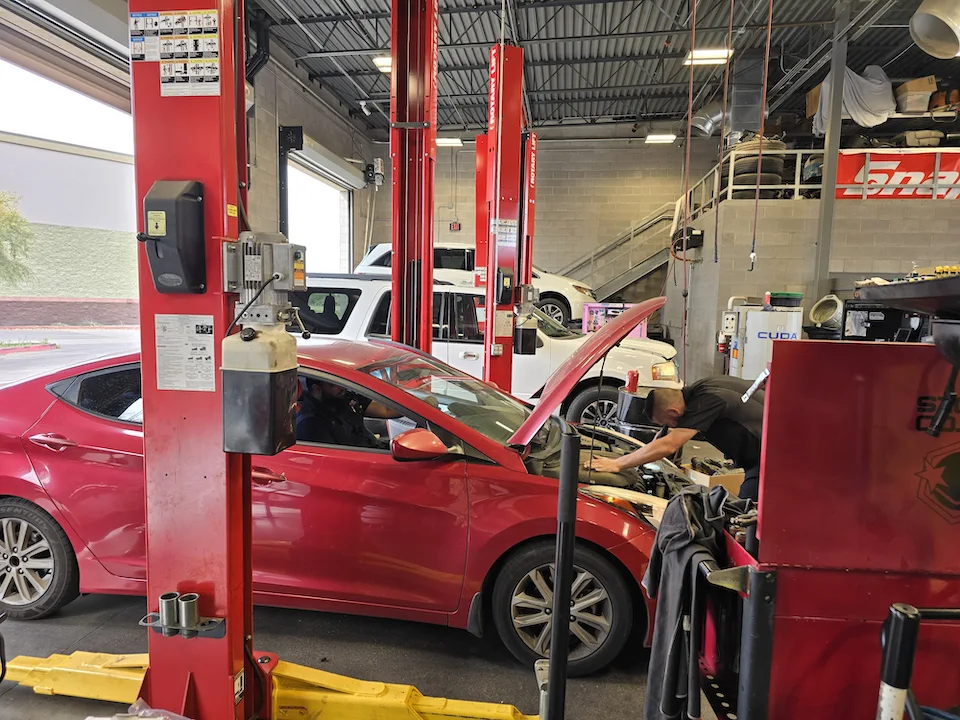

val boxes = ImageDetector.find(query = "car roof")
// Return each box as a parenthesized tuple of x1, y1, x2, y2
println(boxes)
(297, 339, 413, 370)
(306, 274, 458, 288)
(40, 341, 415, 383)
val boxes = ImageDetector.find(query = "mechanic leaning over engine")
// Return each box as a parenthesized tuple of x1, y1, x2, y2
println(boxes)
(585, 376, 765, 501)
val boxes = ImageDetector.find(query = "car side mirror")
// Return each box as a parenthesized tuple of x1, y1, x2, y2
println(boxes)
(391, 428, 448, 461)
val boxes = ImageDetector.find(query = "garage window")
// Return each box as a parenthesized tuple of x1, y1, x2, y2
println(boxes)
(0, 59, 133, 154)
(286, 160, 352, 273)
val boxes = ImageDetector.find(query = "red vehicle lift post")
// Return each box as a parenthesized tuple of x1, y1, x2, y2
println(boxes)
(481, 43, 524, 390)
(128, 0, 254, 715)
(519, 132, 537, 288)
(389, 0, 439, 353)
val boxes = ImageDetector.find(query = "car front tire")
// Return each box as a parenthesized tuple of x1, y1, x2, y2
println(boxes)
(536, 297, 571, 326)
(491, 541, 633, 677)
(0, 498, 79, 620)
(565, 385, 621, 429)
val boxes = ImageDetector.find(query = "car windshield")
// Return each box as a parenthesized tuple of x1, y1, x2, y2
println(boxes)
(361, 353, 532, 446)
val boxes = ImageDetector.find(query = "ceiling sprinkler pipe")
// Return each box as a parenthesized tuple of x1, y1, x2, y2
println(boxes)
(910, 0, 960, 59)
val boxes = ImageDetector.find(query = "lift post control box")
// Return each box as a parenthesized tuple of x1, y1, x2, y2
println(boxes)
(141, 180, 206, 293)
(495, 268, 514, 306)
(514, 284, 539, 355)
(222, 232, 307, 456)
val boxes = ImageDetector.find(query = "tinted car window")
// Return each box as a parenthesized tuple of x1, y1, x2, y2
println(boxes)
(434, 249, 469, 270)
(368, 291, 445, 339)
(68, 367, 143, 423)
(371, 250, 392, 267)
(368, 292, 392, 337)
(450, 293, 482, 343)
(293, 289, 361, 335)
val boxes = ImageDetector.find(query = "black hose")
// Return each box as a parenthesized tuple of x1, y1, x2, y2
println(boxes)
(244, 639, 267, 720)
(225, 275, 277, 338)
(0, 612, 7, 684)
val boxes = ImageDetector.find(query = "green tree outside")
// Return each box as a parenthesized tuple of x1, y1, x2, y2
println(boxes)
(0, 191, 33, 286)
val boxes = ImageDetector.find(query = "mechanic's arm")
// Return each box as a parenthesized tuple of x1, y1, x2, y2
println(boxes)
(585, 428, 698, 473)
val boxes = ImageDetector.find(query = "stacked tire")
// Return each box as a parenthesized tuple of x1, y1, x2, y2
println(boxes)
(720, 137, 787, 199)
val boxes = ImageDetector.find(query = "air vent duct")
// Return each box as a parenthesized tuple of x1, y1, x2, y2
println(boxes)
(691, 49, 767, 138)
(910, 0, 960, 59)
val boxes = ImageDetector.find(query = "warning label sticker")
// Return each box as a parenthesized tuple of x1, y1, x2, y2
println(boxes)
(129, 12, 160, 61)
(495, 310, 514, 338)
(155, 314, 216, 392)
(130, 8, 220, 96)
(491, 218, 519, 248)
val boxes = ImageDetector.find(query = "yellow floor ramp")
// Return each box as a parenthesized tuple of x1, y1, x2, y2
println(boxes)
(7, 651, 539, 720)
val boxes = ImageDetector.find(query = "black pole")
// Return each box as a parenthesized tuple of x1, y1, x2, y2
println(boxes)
(546, 427, 580, 720)
(878, 603, 922, 720)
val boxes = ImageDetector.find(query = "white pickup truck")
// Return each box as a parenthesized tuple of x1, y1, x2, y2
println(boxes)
(293, 274, 682, 426)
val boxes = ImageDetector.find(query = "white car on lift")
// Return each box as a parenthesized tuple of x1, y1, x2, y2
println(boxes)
(354, 242, 597, 326)
(293, 275, 681, 427)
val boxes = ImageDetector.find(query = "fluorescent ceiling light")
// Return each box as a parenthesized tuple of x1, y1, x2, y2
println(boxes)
(436, 138, 463, 147)
(684, 48, 733, 65)
(645, 133, 677, 144)
(373, 56, 392, 73)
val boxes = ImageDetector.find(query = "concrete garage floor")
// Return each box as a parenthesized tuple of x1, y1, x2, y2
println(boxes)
(0, 594, 649, 719)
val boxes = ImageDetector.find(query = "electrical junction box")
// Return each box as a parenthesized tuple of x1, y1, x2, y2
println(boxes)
(142, 180, 205, 293)
(722, 311, 738, 335)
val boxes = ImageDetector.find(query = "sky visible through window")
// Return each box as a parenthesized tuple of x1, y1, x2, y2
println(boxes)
(0, 59, 134, 154)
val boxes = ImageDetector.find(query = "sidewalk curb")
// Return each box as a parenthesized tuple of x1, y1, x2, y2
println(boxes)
(0, 344, 58, 356)
(0, 326, 139, 331)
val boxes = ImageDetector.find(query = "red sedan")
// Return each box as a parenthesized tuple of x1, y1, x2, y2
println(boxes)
(0, 307, 679, 675)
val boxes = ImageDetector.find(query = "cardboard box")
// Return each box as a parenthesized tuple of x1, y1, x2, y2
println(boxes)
(685, 466, 745, 496)
(806, 82, 822, 118)
(895, 75, 937, 113)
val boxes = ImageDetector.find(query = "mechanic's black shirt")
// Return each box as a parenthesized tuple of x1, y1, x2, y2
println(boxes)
(296, 393, 379, 448)
(678, 376, 764, 471)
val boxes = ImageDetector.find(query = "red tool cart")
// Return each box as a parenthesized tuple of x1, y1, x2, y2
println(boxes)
(697, 278, 960, 720)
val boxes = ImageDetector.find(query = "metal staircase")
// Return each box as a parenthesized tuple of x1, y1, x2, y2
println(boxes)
(559, 201, 680, 301)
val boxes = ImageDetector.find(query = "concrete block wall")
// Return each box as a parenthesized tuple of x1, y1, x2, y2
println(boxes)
(247, 43, 375, 268)
(665, 198, 960, 382)
(370, 139, 720, 273)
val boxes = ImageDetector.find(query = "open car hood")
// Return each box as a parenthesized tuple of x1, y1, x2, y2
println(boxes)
(508, 296, 667, 447)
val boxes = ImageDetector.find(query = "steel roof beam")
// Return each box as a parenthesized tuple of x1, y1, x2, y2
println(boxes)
(311, 51, 687, 78)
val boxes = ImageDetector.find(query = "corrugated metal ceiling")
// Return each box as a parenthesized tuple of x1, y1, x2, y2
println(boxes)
(253, 0, 943, 131)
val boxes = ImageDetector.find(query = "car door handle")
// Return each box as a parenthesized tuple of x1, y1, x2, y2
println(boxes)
(28, 433, 78, 452)
(252, 467, 286, 486)
(459, 351, 480, 360)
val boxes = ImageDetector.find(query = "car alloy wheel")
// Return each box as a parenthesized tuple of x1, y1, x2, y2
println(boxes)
(539, 302, 566, 324)
(510, 563, 613, 662)
(580, 398, 619, 429)
(0, 517, 55, 606)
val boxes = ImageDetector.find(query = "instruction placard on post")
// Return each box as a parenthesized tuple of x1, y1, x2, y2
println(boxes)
(130, 8, 220, 97)
(155, 314, 216, 392)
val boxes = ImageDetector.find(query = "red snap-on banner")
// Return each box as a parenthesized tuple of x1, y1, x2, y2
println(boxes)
(836, 150, 960, 199)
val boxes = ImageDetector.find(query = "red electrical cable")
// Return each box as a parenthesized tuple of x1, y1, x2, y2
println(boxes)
(713, 0, 735, 264)
(749, 0, 775, 272)
(679, 0, 698, 381)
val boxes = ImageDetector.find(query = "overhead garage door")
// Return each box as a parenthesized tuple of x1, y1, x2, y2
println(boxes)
(0, 0, 130, 111)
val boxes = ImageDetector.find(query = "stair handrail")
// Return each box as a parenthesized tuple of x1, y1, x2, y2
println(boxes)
(558, 202, 676, 278)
